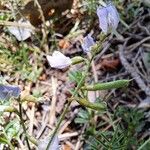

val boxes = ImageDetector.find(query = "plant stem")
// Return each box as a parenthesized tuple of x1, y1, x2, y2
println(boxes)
(3, 131, 14, 150)
(46, 56, 94, 150)
(18, 102, 31, 150)
(138, 138, 150, 150)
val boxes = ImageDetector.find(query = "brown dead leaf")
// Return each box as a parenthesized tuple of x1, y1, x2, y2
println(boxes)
(59, 39, 70, 49)
(100, 58, 120, 71)
(63, 144, 71, 150)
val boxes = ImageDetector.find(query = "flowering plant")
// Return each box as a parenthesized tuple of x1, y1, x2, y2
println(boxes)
(44, 3, 129, 150)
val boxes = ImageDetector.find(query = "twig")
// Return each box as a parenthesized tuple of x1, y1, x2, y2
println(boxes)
(58, 109, 79, 134)
(36, 111, 49, 139)
(29, 103, 35, 136)
(127, 36, 150, 52)
(59, 132, 79, 141)
(34, 0, 49, 52)
(49, 76, 57, 125)
(119, 40, 150, 96)
(74, 124, 87, 150)
(0, 20, 36, 30)
(95, 41, 111, 63)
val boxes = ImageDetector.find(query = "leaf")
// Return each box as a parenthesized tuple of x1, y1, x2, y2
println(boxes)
(68, 71, 83, 83)
(4, 119, 20, 140)
(75, 118, 88, 124)
(58, 39, 70, 49)
(77, 109, 89, 119)
(100, 58, 120, 70)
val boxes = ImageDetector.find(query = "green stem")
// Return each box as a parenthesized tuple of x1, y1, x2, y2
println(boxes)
(138, 138, 150, 150)
(3, 131, 14, 150)
(18, 102, 31, 150)
(46, 56, 94, 150)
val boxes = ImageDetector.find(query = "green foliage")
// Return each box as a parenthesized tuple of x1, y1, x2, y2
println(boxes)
(77, 107, 146, 150)
(82, 0, 98, 14)
(0, 44, 42, 82)
(75, 109, 90, 124)
(3, 119, 21, 140)
(69, 70, 84, 84)
(0, 118, 21, 148)
(115, 107, 145, 134)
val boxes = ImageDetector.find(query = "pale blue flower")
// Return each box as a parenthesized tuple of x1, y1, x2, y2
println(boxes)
(81, 34, 95, 53)
(0, 85, 21, 100)
(97, 4, 119, 34)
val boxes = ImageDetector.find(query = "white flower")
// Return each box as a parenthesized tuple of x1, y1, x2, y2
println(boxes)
(8, 19, 32, 41)
(46, 51, 72, 69)
(81, 34, 95, 53)
(97, 4, 120, 34)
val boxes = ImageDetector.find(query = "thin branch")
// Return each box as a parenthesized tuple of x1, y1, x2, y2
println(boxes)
(119, 40, 150, 96)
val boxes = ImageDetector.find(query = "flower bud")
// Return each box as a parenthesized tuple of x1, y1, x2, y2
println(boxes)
(81, 34, 95, 53)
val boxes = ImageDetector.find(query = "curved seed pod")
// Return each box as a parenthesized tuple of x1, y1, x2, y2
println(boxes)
(76, 98, 107, 111)
(71, 56, 85, 65)
(82, 80, 130, 91)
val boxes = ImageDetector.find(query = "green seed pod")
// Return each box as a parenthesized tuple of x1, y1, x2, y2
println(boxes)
(76, 98, 107, 111)
(82, 80, 130, 91)
(71, 56, 85, 65)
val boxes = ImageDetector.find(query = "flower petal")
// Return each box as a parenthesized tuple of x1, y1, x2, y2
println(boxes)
(81, 34, 95, 53)
(8, 19, 32, 41)
(107, 5, 120, 30)
(0, 85, 21, 100)
(97, 4, 119, 34)
(47, 51, 72, 69)
(97, 6, 108, 33)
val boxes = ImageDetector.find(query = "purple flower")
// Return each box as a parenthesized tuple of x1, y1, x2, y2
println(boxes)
(81, 34, 95, 53)
(0, 85, 21, 100)
(97, 4, 119, 34)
